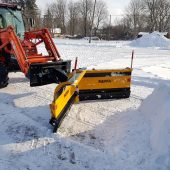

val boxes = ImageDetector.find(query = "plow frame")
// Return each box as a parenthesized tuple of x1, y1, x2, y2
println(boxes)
(50, 68, 132, 132)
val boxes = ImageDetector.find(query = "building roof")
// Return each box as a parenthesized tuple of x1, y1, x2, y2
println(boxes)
(0, 3, 19, 10)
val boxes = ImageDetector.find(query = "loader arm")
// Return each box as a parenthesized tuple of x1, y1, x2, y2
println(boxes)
(24, 28, 62, 60)
(0, 26, 29, 74)
(0, 26, 71, 86)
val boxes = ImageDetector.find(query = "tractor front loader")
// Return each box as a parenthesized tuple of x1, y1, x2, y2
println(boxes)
(0, 3, 71, 88)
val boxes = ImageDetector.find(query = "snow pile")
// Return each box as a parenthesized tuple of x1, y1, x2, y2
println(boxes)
(140, 84, 170, 156)
(129, 31, 170, 48)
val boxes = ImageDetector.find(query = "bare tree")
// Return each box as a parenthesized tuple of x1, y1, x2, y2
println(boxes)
(145, 0, 170, 32)
(43, 7, 54, 34)
(122, 0, 170, 38)
(79, 0, 93, 36)
(67, 1, 80, 35)
(157, 0, 170, 32)
(49, 0, 67, 34)
(125, 0, 145, 36)
(93, 0, 108, 36)
(144, 0, 161, 31)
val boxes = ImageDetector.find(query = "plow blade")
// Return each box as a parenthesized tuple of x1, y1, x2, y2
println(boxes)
(29, 60, 71, 87)
(78, 68, 132, 100)
(50, 68, 132, 132)
(50, 71, 86, 132)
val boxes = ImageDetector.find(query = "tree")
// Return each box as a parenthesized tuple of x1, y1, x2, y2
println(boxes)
(123, 0, 170, 36)
(93, 0, 108, 36)
(49, 0, 67, 34)
(67, 0, 80, 35)
(24, 0, 39, 30)
(144, 0, 170, 32)
(156, 0, 170, 32)
(43, 7, 54, 34)
(125, 0, 145, 36)
(78, 0, 93, 36)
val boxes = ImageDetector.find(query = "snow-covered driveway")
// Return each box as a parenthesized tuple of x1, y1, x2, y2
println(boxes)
(0, 39, 170, 170)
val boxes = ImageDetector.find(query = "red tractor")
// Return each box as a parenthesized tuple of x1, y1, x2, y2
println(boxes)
(0, 3, 71, 88)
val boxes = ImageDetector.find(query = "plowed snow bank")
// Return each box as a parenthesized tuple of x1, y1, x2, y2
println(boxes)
(129, 32, 170, 48)
(141, 84, 170, 156)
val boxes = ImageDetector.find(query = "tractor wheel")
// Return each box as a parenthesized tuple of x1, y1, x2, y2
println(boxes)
(0, 63, 9, 88)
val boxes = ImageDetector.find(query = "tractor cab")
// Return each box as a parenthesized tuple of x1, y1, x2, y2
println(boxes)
(0, 3, 25, 39)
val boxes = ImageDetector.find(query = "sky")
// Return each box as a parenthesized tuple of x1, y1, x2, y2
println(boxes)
(106, 0, 130, 15)
(36, 0, 131, 16)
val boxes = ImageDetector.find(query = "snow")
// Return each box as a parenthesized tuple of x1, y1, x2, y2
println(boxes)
(129, 31, 170, 48)
(1, 38, 170, 169)
(140, 84, 170, 155)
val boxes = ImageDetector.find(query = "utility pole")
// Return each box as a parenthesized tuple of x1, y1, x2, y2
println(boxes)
(89, 0, 97, 43)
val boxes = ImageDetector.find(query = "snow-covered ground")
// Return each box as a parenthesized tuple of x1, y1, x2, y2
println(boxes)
(0, 36, 170, 170)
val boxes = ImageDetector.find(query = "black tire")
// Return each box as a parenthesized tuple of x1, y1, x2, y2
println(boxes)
(0, 63, 9, 88)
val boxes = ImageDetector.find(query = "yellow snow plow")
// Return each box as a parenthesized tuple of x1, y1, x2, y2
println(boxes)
(50, 67, 132, 132)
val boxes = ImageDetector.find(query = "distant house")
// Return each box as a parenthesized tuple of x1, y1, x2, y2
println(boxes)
(137, 32, 170, 39)
(52, 28, 61, 37)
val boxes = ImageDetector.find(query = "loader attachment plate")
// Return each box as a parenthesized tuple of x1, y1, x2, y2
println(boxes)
(29, 60, 71, 86)
(50, 68, 132, 132)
